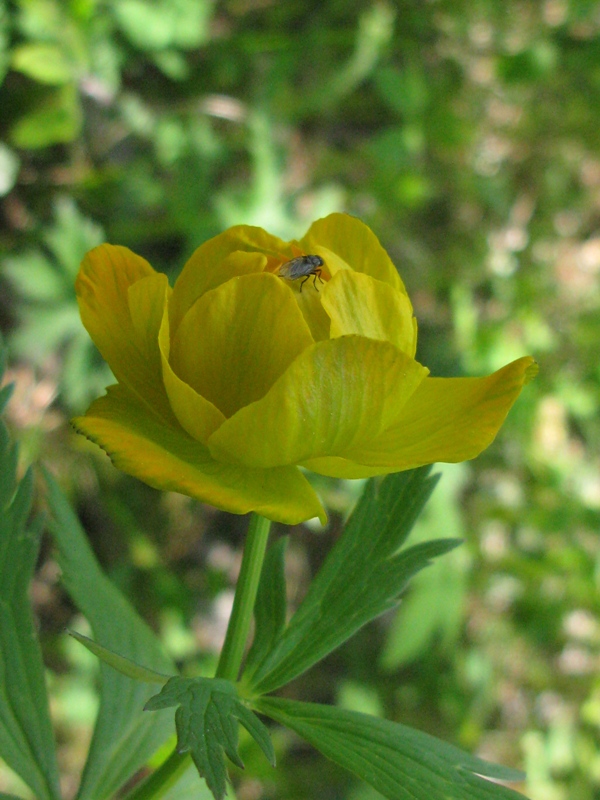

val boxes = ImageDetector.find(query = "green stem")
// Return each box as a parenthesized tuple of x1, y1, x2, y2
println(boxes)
(215, 513, 272, 680)
(121, 513, 272, 800)
(121, 749, 190, 800)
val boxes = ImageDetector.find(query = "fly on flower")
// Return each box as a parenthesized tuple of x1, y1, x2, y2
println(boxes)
(73, 212, 537, 525)
(278, 255, 325, 292)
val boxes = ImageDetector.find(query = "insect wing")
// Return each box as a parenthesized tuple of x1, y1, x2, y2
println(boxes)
(278, 255, 323, 279)
(279, 257, 308, 280)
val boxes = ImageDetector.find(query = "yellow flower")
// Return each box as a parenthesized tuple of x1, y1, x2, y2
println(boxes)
(73, 213, 536, 524)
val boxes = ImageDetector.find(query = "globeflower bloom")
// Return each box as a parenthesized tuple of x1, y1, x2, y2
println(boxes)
(74, 214, 536, 524)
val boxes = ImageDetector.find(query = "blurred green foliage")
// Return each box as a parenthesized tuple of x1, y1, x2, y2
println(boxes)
(1, 0, 600, 798)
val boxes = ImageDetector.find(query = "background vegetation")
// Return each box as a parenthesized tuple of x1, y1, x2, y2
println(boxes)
(1, 1, 600, 798)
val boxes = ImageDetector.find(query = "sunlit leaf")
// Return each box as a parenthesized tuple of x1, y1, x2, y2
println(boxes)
(11, 43, 73, 84)
(112, 0, 212, 52)
(0, 142, 19, 197)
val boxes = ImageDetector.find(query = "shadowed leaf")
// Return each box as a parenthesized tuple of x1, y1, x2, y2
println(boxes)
(257, 697, 524, 800)
(145, 676, 275, 800)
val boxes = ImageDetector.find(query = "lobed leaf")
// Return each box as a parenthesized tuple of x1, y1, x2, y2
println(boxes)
(45, 471, 177, 800)
(381, 463, 468, 669)
(256, 697, 525, 800)
(68, 630, 172, 684)
(245, 467, 459, 694)
(0, 340, 61, 800)
(145, 676, 275, 800)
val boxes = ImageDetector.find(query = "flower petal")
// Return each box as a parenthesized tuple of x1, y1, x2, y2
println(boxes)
(300, 213, 405, 293)
(341, 357, 539, 469)
(301, 455, 394, 479)
(321, 270, 417, 356)
(76, 246, 174, 422)
(170, 224, 296, 332)
(293, 288, 332, 341)
(170, 272, 314, 419)
(208, 336, 428, 468)
(297, 245, 348, 281)
(73, 384, 326, 524)
(158, 306, 226, 443)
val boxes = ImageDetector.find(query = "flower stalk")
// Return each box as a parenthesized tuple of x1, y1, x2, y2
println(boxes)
(121, 749, 189, 800)
(216, 513, 272, 681)
(123, 513, 271, 800)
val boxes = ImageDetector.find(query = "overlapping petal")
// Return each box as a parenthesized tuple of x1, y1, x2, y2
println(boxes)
(292, 286, 332, 342)
(300, 455, 393, 480)
(73, 384, 326, 524)
(339, 356, 538, 469)
(76, 245, 175, 424)
(170, 226, 297, 332)
(300, 213, 405, 293)
(321, 270, 417, 356)
(208, 336, 428, 468)
(158, 307, 226, 444)
(170, 273, 314, 418)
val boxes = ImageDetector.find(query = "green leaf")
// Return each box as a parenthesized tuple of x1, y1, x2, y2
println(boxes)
(256, 697, 525, 800)
(10, 84, 81, 149)
(112, 0, 212, 52)
(11, 43, 73, 84)
(245, 468, 459, 695)
(375, 65, 429, 118)
(6, 198, 103, 298)
(5, 198, 109, 410)
(0, 342, 61, 800)
(0, 142, 20, 197)
(0, 382, 12, 416)
(68, 630, 172, 684)
(12, 305, 83, 362)
(145, 676, 275, 800)
(43, 196, 105, 279)
(0, 0, 9, 85)
(161, 763, 220, 800)
(44, 471, 177, 800)
(244, 537, 288, 677)
(3, 251, 68, 303)
(380, 464, 469, 669)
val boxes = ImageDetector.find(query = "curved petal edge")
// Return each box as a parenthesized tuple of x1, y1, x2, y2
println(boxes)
(72, 385, 326, 524)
